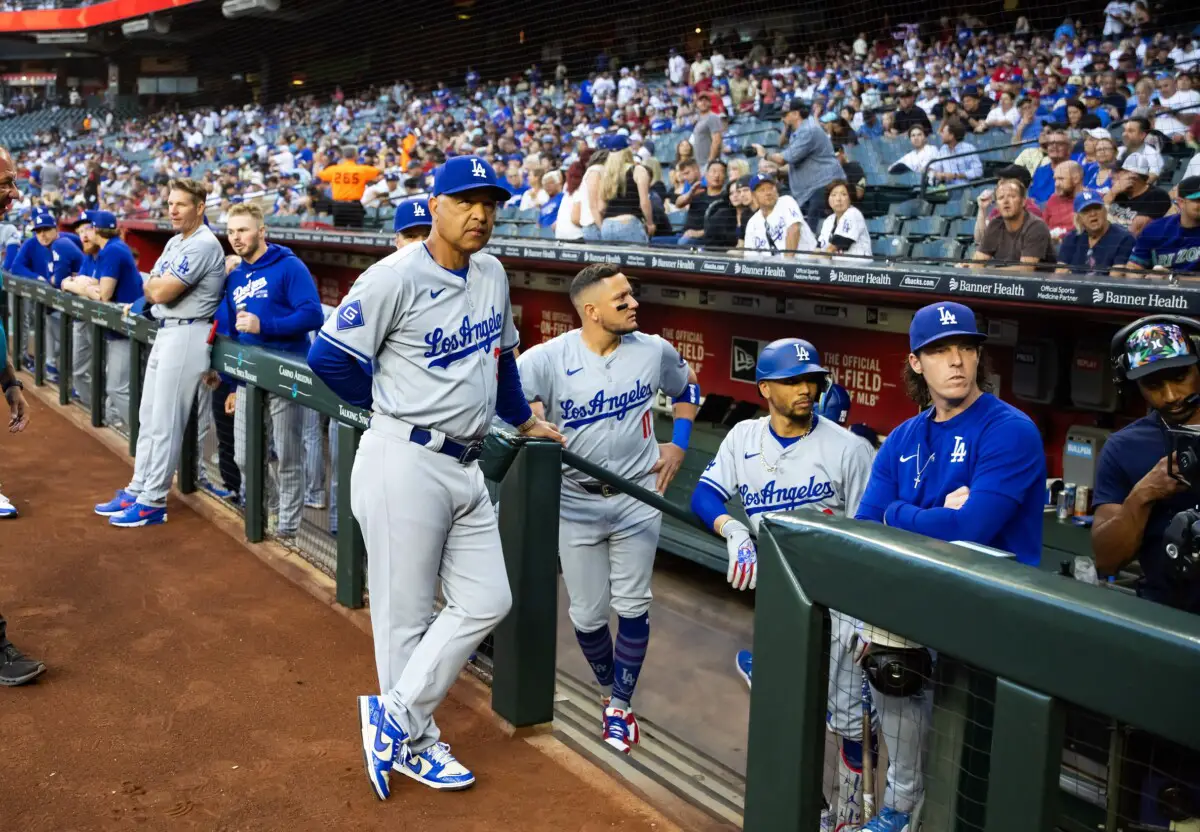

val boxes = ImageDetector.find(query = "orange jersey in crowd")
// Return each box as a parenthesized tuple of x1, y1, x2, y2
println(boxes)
(318, 161, 382, 201)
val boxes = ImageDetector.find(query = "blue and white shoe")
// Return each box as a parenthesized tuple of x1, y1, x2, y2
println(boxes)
(0, 492, 18, 518)
(201, 480, 235, 500)
(108, 501, 167, 527)
(859, 807, 912, 831)
(358, 695, 408, 800)
(394, 741, 475, 791)
(95, 489, 137, 517)
(603, 705, 641, 754)
(736, 649, 753, 690)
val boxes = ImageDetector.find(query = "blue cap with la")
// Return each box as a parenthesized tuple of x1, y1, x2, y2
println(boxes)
(749, 173, 777, 191)
(30, 208, 55, 230)
(393, 197, 431, 234)
(76, 209, 117, 229)
(432, 155, 510, 203)
(1074, 190, 1106, 213)
(909, 301, 988, 353)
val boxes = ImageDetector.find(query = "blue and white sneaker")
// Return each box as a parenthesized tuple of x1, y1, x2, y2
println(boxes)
(603, 705, 641, 754)
(95, 489, 137, 517)
(736, 649, 753, 690)
(108, 501, 167, 527)
(358, 695, 408, 800)
(0, 492, 18, 518)
(859, 807, 912, 831)
(394, 741, 475, 791)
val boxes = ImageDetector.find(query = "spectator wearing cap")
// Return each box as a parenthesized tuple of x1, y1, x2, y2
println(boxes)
(1127, 177, 1200, 273)
(59, 210, 143, 426)
(392, 197, 431, 250)
(316, 145, 382, 228)
(959, 85, 993, 133)
(742, 173, 817, 258)
(1014, 96, 1045, 143)
(1043, 161, 1085, 240)
(1081, 88, 1112, 127)
(1152, 74, 1200, 142)
(890, 87, 932, 137)
(752, 99, 842, 233)
(1028, 129, 1073, 204)
(689, 94, 724, 168)
(929, 119, 982, 185)
(970, 178, 1056, 271)
(361, 171, 403, 210)
(1055, 191, 1135, 276)
(9, 208, 83, 381)
(1117, 117, 1163, 182)
(916, 82, 940, 117)
(1105, 153, 1172, 236)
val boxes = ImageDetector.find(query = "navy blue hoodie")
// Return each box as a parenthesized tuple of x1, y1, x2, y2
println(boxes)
(216, 243, 323, 357)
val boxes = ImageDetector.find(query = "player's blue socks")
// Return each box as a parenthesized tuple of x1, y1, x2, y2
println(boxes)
(574, 625, 615, 692)
(611, 612, 650, 709)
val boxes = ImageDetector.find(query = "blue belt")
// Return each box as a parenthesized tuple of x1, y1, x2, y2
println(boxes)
(409, 428, 484, 464)
(158, 317, 206, 329)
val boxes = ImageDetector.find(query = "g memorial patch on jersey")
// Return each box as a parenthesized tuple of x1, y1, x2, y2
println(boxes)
(518, 329, 690, 483)
(701, 415, 874, 535)
(317, 243, 520, 442)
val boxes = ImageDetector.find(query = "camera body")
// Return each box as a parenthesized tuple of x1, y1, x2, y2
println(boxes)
(1162, 426, 1200, 583)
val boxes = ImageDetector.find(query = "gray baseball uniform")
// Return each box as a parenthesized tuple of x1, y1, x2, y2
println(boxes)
(125, 225, 225, 508)
(318, 242, 518, 754)
(517, 330, 689, 632)
(701, 414, 873, 818)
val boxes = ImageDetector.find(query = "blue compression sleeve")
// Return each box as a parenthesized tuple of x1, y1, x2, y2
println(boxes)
(308, 335, 373, 409)
(496, 348, 533, 427)
(690, 481, 729, 531)
(884, 490, 1019, 545)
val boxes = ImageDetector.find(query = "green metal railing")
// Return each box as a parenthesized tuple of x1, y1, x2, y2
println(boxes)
(743, 512, 1200, 832)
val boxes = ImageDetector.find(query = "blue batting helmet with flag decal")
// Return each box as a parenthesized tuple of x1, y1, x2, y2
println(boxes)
(816, 383, 852, 425)
(755, 338, 830, 386)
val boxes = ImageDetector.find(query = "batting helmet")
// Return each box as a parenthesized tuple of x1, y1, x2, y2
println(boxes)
(755, 338, 831, 390)
(816, 383, 852, 425)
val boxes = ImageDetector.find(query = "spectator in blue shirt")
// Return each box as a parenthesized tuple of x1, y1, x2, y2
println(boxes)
(1127, 176, 1200, 274)
(1055, 191, 1135, 276)
(1029, 129, 1072, 203)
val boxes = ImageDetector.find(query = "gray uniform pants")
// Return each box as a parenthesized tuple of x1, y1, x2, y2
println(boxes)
(353, 415, 512, 754)
(72, 320, 91, 404)
(233, 388, 306, 535)
(105, 335, 132, 426)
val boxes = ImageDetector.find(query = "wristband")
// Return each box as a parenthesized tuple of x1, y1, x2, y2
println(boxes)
(671, 418, 693, 450)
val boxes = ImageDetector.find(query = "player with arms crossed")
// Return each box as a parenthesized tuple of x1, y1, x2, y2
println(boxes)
(518, 263, 699, 754)
(689, 339, 874, 830)
(853, 301, 1045, 832)
(94, 179, 227, 527)
(307, 156, 562, 799)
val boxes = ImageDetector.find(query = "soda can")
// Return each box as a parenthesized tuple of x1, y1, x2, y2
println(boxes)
(1074, 485, 1091, 517)
(1058, 484, 1076, 521)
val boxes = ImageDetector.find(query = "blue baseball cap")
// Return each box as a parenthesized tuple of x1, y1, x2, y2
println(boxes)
(909, 301, 988, 353)
(749, 173, 778, 191)
(75, 209, 117, 229)
(1074, 191, 1106, 213)
(393, 197, 431, 234)
(432, 155, 510, 203)
(30, 208, 55, 230)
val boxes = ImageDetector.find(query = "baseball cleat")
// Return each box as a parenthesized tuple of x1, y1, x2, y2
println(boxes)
(94, 489, 137, 517)
(0, 643, 45, 687)
(359, 695, 407, 800)
(858, 807, 911, 832)
(736, 649, 753, 689)
(394, 741, 475, 791)
(108, 502, 167, 528)
(603, 705, 640, 754)
(600, 697, 641, 746)
(0, 493, 18, 518)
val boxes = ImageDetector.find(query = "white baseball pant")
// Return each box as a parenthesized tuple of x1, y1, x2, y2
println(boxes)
(126, 321, 211, 507)
(233, 388, 306, 536)
(352, 415, 512, 754)
(302, 408, 326, 506)
(44, 310, 59, 372)
(871, 674, 932, 814)
(557, 478, 660, 632)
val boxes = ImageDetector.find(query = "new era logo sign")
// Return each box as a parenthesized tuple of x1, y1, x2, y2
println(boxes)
(938, 306, 957, 325)
(470, 159, 487, 178)
(730, 336, 763, 383)
(337, 299, 364, 331)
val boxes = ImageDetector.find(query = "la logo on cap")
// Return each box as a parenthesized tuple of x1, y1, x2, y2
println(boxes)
(413, 204, 426, 216)
(938, 306, 957, 325)
(471, 158, 487, 178)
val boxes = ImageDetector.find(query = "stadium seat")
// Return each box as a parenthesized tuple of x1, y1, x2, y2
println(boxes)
(493, 223, 518, 237)
(865, 216, 900, 236)
(933, 195, 975, 219)
(498, 204, 519, 221)
(516, 208, 538, 224)
(667, 210, 687, 228)
(900, 216, 948, 239)
(535, 225, 556, 239)
(886, 199, 931, 218)
(872, 236, 911, 258)
(911, 239, 964, 261)
(887, 171, 921, 187)
(951, 218, 978, 241)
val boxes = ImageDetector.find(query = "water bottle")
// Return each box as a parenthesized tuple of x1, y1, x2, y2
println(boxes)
(1073, 556, 1098, 586)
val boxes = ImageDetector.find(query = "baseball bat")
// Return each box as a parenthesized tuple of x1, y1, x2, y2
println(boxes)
(861, 675, 876, 821)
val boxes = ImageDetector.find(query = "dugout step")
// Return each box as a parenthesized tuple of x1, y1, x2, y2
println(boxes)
(553, 671, 746, 826)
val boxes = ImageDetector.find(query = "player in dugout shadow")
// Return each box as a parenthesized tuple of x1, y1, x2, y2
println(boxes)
(1091, 316, 1200, 828)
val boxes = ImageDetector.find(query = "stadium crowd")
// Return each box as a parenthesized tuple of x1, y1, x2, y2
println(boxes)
(2, 8, 1200, 274)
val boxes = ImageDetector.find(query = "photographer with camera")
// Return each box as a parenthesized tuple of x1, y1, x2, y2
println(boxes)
(1092, 316, 1200, 613)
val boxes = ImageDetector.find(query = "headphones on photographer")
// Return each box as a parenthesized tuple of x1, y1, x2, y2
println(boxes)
(1109, 314, 1200, 385)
